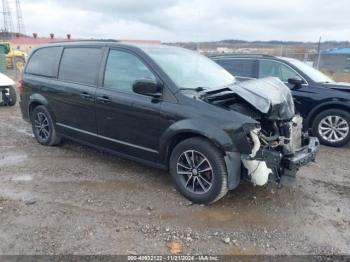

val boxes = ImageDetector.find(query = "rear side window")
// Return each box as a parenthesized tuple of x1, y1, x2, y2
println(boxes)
(216, 59, 256, 78)
(26, 47, 61, 77)
(58, 47, 102, 85)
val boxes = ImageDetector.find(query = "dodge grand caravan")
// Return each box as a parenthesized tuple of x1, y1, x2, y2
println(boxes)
(20, 41, 319, 204)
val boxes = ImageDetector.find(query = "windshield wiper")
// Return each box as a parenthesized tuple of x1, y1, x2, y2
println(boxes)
(179, 87, 207, 92)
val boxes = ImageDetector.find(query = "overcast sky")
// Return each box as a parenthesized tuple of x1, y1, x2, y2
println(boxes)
(14, 0, 350, 42)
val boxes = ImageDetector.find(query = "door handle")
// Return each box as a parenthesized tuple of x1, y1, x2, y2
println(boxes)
(80, 93, 94, 101)
(97, 96, 111, 104)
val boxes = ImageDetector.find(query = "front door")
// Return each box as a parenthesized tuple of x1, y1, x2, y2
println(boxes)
(258, 59, 314, 118)
(95, 49, 164, 161)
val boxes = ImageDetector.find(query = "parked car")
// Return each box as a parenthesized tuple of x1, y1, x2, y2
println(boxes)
(211, 54, 350, 147)
(20, 42, 319, 204)
(0, 72, 17, 106)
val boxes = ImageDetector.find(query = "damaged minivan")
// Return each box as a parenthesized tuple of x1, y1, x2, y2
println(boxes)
(20, 42, 320, 204)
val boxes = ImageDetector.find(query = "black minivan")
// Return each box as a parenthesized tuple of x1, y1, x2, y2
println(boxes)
(20, 41, 319, 204)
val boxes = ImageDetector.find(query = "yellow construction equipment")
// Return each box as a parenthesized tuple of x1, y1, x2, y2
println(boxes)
(0, 42, 26, 71)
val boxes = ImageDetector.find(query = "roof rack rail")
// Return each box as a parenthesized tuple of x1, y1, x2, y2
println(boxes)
(209, 53, 276, 58)
(52, 39, 120, 44)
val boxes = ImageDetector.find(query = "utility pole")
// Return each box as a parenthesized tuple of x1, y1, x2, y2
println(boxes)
(15, 0, 25, 35)
(1, 0, 14, 38)
(315, 36, 322, 69)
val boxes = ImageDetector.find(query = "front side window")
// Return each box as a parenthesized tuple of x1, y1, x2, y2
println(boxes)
(58, 47, 102, 85)
(216, 59, 256, 78)
(103, 50, 156, 93)
(26, 47, 61, 77)
(259, 60, 299, 82)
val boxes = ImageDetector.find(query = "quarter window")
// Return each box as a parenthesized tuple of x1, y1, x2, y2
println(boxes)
(58, 47, 102, 85)
(259, 60, 299, 82)
(26, 47, 61, 77)
(216, 59, 256, 78)
(103, 50, 156, 93)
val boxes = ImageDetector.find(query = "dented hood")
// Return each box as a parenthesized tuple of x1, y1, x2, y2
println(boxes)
(200, 77, 295, 120)
(230, 77, 295, 119)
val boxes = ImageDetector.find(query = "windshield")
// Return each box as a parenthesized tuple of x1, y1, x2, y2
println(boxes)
(282, 57, 334, 83)
(142, 45, 235, 90)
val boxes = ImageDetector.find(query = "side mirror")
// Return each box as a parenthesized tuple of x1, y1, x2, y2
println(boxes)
(288, 77, 304, 89)
(132, 79, 162, 98)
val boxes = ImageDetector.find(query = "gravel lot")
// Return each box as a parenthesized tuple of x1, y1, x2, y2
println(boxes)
(0, 103, 349, 255)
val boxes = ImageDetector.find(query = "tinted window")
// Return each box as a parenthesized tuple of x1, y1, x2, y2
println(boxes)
(259, 60, 299, 82)
(59, 48, 102, 85)
(216, 59, 256, 78)
(26, 47, 61, 77)
(104, 50, 156, 93)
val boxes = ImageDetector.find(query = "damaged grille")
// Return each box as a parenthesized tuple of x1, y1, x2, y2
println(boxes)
(284, 115, 303, 154)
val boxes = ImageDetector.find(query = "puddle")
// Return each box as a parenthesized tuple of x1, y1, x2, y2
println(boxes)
(159, 204, 275, 228)
(0, 154, 27, 166)
(55, 179, 140, 190)
(15, 128, 34, 137)
(0, 146, 16, 149)
(0, 188, 33, 201)
(1, 123, 33, 137)
(9, 174, 33, 182)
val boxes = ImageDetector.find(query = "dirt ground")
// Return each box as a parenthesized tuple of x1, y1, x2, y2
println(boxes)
(0, 103, 349, 255)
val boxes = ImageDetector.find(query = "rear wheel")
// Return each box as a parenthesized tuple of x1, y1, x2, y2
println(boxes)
(169, 137, 228, 204)
(31, 105, 61, 146)
(312, 109, 350, 147)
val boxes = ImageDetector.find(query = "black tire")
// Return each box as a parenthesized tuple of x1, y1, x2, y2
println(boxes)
(7, 86, 17, 106)
(312, 109, 350, 147)
(31, 105, 61, 146)
(169, 137, 228, 204)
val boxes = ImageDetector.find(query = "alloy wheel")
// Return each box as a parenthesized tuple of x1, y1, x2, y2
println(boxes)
(176, 150, 213, 194)
(318, 115, 349, 143)
(34, 112, 50, 141)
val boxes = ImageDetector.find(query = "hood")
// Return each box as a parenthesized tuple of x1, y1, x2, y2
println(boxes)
(322, 82, 350, 92)
(200, 77, 295, 120)
(0, 73, 15, 87)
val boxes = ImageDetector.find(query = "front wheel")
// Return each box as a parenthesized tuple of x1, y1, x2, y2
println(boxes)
(169, 137, 228, 204)
(312, 109, 350, 147)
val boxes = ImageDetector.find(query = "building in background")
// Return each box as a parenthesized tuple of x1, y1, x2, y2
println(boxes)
(319, 48, 350, 82)
(319, 48, 350, 73)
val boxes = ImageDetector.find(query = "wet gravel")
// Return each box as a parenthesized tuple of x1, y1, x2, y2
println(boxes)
(0, 103, 349, 255)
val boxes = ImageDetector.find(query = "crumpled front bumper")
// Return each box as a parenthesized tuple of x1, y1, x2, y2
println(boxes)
(254, 136, 320, 185)
(282, 137, 320, 175)
(277, 136, 320, 186)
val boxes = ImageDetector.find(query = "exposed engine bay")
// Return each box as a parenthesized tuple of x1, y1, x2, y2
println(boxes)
(197, 77, 320, 186)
